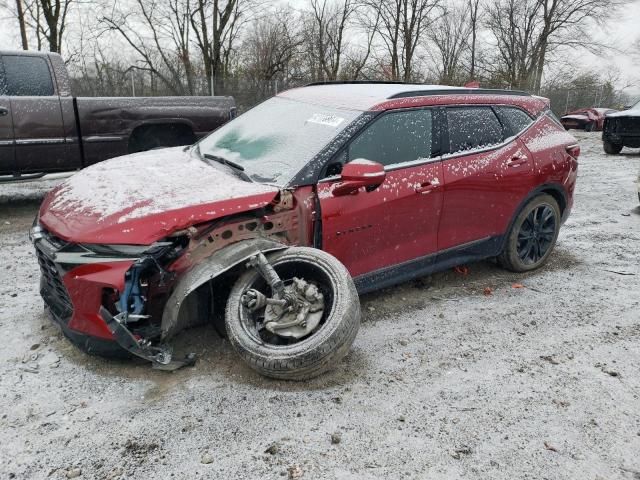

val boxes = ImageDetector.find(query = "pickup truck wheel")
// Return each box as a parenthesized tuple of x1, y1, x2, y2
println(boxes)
(584, 122, 594, 132)
(498, 194, 560, 272)
(225, 247, 360, 380)
(603, 140, 623, 155)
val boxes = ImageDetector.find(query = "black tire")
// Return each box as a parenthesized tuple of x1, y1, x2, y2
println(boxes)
(603, 140, 623, 155)
(584, 122, 594, 132)
(498, 194, 561, 272)
(225, 247, 360, 380)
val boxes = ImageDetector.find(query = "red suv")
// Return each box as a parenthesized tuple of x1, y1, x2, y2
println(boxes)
(32, 83, 579, 379)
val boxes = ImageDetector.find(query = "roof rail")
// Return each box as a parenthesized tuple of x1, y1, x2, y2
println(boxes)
(389, 88, 531, 99)
(305, 80, 420, 87)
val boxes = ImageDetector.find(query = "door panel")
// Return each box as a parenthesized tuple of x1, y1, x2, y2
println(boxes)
(12, 97, 68, 172)
(3, 54, 69, 173)
(318, 161, 443, 278)
(438, 106, 536, 251)
(0, 59, 15, 174)
(439, 139, 533, 250)
(0, 98, 14, 175)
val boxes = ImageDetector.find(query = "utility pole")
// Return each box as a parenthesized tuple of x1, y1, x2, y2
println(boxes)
(15, 0, 29, 50)
(212, 0, 218, 96)
(131, 70, 135, 97)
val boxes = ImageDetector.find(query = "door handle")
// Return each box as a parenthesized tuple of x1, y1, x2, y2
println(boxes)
(506, 155, 528, 167)
(0, 107, 8, 117)
(415, 178, 441, 194)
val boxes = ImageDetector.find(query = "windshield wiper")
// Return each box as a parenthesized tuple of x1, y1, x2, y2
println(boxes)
(197, 148, 253, 182)
(203, 153, 245, 172)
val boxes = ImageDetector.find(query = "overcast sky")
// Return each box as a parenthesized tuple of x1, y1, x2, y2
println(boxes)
(582, 0, 640, 97)
(0, 0, 639, 98)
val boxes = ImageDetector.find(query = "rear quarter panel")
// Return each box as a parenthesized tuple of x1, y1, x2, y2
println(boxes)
(518, 115, 579, 219)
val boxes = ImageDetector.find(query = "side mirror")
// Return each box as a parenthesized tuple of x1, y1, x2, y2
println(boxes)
(332, 159, 386, 197)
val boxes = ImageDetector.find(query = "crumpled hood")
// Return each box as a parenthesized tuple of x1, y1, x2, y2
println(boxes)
(39, 147, 279, 244)
(562, 114, 589, 121)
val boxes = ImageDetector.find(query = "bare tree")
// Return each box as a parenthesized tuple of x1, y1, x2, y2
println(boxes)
(34, 0, 73, 53)
(365, 0, 441, 81)
(486, 0, 625, 91)
(305, 0, 356, 81)
(340, 6, 380, 79)
(190, 0, 248, 92)
(21, 0, 46, 50)
(240, 11, 303, 96)
(429, 3, 471, 84)
(467, 0, 480, 79)
(14, 0, 29, 49)
(100, 0, 198, 95)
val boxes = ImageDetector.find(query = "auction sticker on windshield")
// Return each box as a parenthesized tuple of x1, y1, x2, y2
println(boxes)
(306, 114, 345, 128)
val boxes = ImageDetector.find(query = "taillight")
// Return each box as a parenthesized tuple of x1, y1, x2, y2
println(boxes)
(566, 144, 580, 159)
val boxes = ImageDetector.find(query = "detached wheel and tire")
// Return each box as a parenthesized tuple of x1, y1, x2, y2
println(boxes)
(225, 247, 360, 380)
(603, 140, 623, 155)
(498, 194, 561, 272)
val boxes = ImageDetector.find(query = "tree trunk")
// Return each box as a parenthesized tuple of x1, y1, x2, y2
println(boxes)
(15, 0, 29, 50)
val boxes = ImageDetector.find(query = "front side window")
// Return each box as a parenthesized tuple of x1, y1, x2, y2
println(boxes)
(348, 109, 433, 167)
(3, 56, 54, 96)
(447, 107, 503, 154)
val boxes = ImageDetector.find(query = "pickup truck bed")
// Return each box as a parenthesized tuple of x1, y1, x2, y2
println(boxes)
(0, 51, 235, 179)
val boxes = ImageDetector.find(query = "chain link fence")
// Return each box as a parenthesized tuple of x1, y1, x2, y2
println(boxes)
(69, 69, 633, 115)
(70, 71, 311, 112)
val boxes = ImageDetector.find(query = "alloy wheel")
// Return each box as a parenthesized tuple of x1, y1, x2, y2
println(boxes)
(516, 204, 556, 265)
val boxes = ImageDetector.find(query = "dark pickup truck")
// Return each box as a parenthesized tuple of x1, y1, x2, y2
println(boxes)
(0, 51, 235, 180)
(602, 99, 640, 154)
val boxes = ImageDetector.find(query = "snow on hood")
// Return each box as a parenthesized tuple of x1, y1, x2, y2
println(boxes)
(39, 147, 279, 244)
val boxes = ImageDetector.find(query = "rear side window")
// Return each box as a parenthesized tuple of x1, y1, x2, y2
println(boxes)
(544, 108, 563, 128)
(496, 106, 533, 134)
(3, 56, 54, 96)
(447, 107, 503, 154)
(348, 109, 433, 167)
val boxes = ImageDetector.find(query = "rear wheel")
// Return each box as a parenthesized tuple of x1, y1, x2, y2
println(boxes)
(225, 247, 360, 380)
(603, 140, 623, 155)
(498, 194, 561, 272)
(584, 122, 594, 132)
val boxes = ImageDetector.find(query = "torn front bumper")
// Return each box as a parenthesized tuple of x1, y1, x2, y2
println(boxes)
(32, 223, 174, 358)
(32, 221, 290, 367)
(33, 227, 136, 355)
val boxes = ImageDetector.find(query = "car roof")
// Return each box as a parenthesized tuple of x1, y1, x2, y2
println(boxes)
(279, 82, 531, 111)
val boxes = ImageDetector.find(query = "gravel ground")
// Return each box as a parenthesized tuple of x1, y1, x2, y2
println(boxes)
(1, 131, 639, 480)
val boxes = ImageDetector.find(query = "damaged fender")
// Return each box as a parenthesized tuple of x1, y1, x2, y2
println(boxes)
(161, 238, 288, 339)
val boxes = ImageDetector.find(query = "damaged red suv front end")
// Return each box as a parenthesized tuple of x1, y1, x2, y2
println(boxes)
(32, 146, 310, 364)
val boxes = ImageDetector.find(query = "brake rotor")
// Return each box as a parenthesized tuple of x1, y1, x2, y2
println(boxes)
(262, 277, 325, 339)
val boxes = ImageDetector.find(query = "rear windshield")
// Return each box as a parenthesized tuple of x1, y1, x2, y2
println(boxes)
(196, 96, 361, 185)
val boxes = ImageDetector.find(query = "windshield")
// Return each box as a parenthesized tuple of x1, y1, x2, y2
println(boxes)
(196, 96, 361, 185)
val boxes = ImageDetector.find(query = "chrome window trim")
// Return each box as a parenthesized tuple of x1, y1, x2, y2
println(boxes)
(83, 135, 124, 143)
(15, 138, 66, 145)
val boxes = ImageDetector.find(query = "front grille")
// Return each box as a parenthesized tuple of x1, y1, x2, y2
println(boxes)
(606, 117, 640, 135)
(36, 245, 73, 322)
